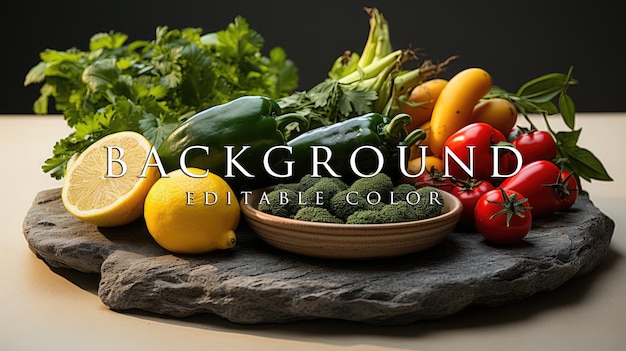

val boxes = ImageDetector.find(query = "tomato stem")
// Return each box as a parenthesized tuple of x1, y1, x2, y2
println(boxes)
(486, 187, 532, 227)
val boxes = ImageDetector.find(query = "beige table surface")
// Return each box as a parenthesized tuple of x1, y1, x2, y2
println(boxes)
(1, 113, 624, 351)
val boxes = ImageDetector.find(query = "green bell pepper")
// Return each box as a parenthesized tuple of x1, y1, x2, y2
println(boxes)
(157, 95, 305, 191)
(284, 113, 425, 183)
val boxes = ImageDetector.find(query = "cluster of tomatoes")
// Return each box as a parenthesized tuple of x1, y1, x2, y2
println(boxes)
(394, 67, 582, 244)
(401, 122, 580, 245)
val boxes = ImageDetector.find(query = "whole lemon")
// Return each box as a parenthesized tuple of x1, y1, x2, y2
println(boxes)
(144, 168, 239, 254)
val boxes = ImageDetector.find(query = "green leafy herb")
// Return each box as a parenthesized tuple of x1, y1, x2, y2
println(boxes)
(276, 78, 379, 139)
(485, 67, 612, 182)
(24, 18, 298, 179)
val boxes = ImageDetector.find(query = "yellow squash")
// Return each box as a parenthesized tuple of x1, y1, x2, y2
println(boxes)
(427, 68, 492, 157)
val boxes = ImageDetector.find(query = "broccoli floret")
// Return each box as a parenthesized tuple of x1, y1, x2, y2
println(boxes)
(348, 173, 394, 202)
(293, 207, 344, 224)
(412, 186, 445, 220)
(391, 183, 417, 203)
(329, 190, 372, 220)
(345, 210, 384, 224)
(272, 183, 300, 192)
(329, 177, 349, 191)
(296, 174, 321, 191)
(301, 177, 344, 208)
(368, 200, 386, 211)
(257, 188, 301, 218)
(379, 201, 420, 223)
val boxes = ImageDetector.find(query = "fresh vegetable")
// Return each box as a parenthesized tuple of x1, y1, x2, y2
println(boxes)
(449, 178, 495, 227)
(474, 187, 533, 244)
(293, 174, 321, 192)
(484, 67, 611, 182)
(25, 19, 298, 179)
(157, 96, 305, 191)
(391, 183, 420, 202)
(427, 68, 492, 157)
(330, 190, 374, 221)
(400, 78, 448, 132)
(380, 201, 421, 222)
(412, 186, 446, 220)
(347, 172, 395, 201)
(301, 177, 347, 208)
(346, 210, 384, 224)
(294, 207, 344, 224)
(499, 160, 566, 218)
(511, 130, 557, 165)
(283, 113, 425, 183)
(443, 122, 515, 183)
(259, 173, 444, 224)
(257, 188, 301, 218)
(471, 98, 517, 136)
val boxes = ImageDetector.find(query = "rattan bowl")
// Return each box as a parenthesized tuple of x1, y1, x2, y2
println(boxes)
(240, 187, 463, 260)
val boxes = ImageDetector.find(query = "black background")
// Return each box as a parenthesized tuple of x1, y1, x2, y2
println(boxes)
(3, 0, 625, 114)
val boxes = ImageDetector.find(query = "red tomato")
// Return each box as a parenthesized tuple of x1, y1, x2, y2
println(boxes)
(443, 122, 515, 183)
(413, 166, 455, 192)
(558, 170, 579, 211)
(512, 130, 557, 165)
(474, 187, 533, 244)
(450, 179, 495, 227)
(499, 160, 563, 218)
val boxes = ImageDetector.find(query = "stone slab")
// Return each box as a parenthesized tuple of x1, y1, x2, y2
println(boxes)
(23, 188, 614, 325)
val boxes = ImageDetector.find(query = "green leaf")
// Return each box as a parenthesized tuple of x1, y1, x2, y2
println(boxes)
(82, 59, 120, 92)
(148, 85, 168, 100)
(89, 32, 128, 51)
(199, 32, 219, 46)
(33, 83, 54, 114)
(179, 44, 216, 106)
(24, 62, 47, 86)
(534, 101, 559, 115)
(268, 47, 299, 94)
(338, 88, 377, 117)
(555, 129, 581, 148)
(39, 49, 83, 64)
(139, 112, 179, 148)
(160, 72, 181, 89)
(73, 112, 107, 139)
(558, 93, 576, 129)
(216, 16, 264, 58)
(560, 146, 613, 182)
(309, 79, 339, 108)
(516, 72, 568, 97)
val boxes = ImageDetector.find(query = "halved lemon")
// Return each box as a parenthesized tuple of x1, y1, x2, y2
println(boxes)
(61, 131, 160, 227)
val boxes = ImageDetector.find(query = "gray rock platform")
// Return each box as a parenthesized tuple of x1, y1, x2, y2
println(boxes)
(23, 188, 614, 326)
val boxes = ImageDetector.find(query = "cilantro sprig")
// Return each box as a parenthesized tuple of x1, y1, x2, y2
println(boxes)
(485, 67, 612, 182)
(24, 17, 298, 179)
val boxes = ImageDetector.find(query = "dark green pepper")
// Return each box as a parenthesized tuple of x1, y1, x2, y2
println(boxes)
(283, 113, 425, 183)
(158, 95, 305, 191)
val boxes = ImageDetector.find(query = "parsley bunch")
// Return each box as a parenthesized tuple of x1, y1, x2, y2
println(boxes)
(24, 17, 298, 179)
